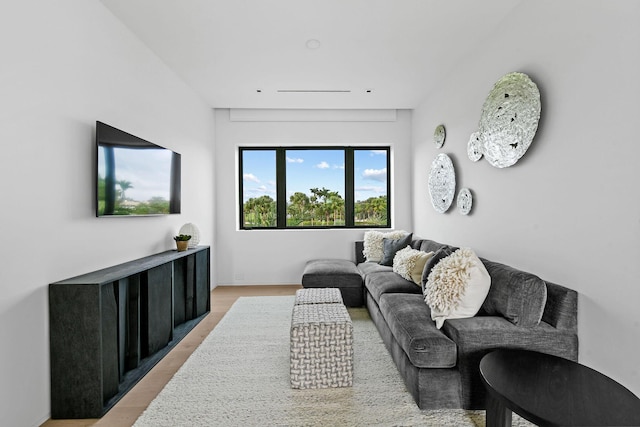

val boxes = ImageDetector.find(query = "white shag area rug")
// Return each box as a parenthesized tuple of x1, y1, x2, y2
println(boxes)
(134, 296, 534, 427)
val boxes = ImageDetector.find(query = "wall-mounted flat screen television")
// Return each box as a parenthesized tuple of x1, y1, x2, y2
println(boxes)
(96, 121, 181, 216)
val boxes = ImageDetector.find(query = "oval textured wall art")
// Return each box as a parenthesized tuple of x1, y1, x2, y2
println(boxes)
(477, 72, 541, 168)
(428, 153, 456, 213)
(467, 131, 483, 162)
(457, 188, 473, 215)
(434, 124, 446, 148)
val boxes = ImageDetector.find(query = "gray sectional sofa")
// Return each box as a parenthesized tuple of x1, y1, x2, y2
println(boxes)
(356, 237, 579, 409)
(302, 236, 579, 410)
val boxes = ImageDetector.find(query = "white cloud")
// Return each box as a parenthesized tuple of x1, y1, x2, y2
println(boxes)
(316, 161, 330, 169)
(243, 173, 260, 183)
(334, 163, 345, 169)
(286, 156, 304, 163)
(370, 150, 387, 156)
(362, 168, 387, 182)
(356, 185, 385, 194)
(244, 185, 275, 201)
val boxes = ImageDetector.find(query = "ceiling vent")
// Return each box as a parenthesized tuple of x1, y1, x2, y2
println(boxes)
(276, 89, 351, 93)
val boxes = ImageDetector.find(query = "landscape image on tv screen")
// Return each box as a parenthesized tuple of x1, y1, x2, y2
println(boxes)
(96, 122, 181, 216)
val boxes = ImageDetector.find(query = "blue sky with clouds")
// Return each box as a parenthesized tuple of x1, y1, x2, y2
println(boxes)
(98, 146, 172, 202)
(242, 149, 387, 203)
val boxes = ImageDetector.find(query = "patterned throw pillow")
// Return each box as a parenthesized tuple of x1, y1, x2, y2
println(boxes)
(424, 248, 491, 329)
(362, 230, 409, 262)
(393, 247, 435, 285)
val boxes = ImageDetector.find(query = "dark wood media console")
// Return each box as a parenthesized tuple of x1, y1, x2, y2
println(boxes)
(49, 246, 210, 419)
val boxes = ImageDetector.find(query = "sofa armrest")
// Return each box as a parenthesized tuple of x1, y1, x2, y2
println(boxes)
(542, 281, 578, 333)
(355, 241, 365, 264)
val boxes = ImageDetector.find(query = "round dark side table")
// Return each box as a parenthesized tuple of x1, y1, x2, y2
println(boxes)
(480, 349, 640, 427)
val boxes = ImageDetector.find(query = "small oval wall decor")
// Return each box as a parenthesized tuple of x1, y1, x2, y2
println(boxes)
(428, 153, 456, 213)
(467, 132, 483, 162)
(457, 188, 473, 215)
(433, 124, 446, 148)
(477, 72, 541, 168)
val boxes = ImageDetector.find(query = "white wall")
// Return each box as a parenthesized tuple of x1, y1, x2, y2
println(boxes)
(412, 1, 640, 395)
(214, 109, 412, 285)
(0, 1, 215, 426)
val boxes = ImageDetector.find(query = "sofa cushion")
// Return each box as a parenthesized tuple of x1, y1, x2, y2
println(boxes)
(418, 239, 452, 254)
(441, 315, 578, 359)
(409, 238, 425, 250)
(379, 233, 413, 266)
(301, 259, 363, 289)
(357, 261, 392, 276)
(424, 248, 491, 329)
(379, 293, 457, 368)
(364, 270, 421, 304)
(478, 258, 547, 327)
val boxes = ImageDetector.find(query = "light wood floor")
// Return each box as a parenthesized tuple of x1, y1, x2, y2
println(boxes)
(41, 285, 301, 427)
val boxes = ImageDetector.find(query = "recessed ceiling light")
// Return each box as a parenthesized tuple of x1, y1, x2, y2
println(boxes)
(305, 39, 321, 50)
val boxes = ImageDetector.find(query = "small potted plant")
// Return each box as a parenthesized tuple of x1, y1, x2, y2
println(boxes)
(173, 234, 191, 252)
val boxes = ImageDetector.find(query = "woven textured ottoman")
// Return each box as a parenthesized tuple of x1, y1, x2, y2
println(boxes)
(290, 303, 353, 389)
(301, 259, 364, 307)
(294, 288, 343, 305)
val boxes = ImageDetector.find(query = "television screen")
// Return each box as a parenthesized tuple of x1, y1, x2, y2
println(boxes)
(96, 121, 181, 216)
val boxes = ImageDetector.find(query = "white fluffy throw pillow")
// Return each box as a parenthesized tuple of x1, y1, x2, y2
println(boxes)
(393, 247, 435, 286)
(424, 247, 491, 329)
(362, 230, 408, 262)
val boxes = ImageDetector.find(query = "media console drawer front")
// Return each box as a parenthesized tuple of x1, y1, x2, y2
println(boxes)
(49, 246, 210, 419)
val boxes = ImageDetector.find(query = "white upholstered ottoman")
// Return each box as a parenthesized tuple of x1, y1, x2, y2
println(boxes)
(294, 287, 343, 305)
(290, 303, 353, 389)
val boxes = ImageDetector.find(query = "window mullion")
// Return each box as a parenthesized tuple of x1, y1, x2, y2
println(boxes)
(276, 148, 287, 228)
(345, 148, 354, 227)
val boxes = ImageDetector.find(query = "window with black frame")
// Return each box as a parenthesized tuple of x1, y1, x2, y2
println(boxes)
(239, 147, 390, 229)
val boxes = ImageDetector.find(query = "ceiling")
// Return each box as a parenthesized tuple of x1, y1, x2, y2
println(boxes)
(100, 0, 521, 109)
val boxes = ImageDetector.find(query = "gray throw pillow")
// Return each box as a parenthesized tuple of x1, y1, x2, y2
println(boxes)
(379, 233, 413, 266)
